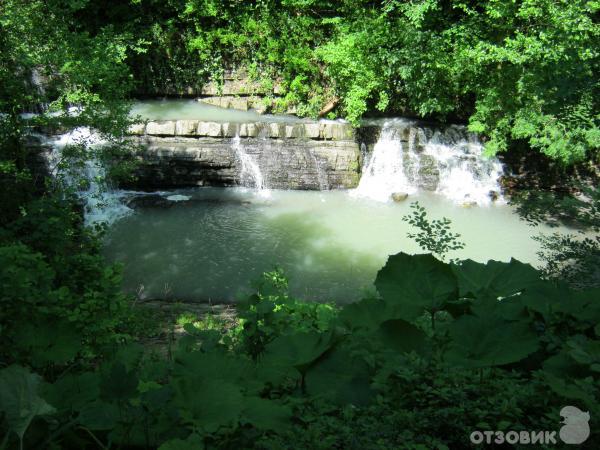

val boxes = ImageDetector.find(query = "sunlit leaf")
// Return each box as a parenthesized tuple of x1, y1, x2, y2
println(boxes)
(452, 259, 542, 300)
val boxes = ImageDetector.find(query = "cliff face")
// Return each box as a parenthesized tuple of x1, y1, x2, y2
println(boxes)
(125, 120, 361, 190)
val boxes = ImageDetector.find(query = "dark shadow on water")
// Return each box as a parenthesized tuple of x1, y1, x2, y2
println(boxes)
(499, 147, 599, 229)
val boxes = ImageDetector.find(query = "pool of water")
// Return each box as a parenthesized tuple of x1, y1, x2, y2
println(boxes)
(130, 99, 307, 123)
(103, 188, 568, 303)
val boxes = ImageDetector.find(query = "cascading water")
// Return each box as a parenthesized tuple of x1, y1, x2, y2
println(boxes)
(232, 132, 267, 193)
(423, 128, 504, 205)
(47, 127, 133, 225)
(353, 122, 418, 202)
(308, 151, 328, 191)
(354, 120, 504, 205)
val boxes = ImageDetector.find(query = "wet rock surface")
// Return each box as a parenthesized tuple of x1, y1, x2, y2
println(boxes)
(124, 121, 361, 190)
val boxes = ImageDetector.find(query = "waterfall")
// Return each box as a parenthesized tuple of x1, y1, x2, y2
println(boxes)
(353, 122, 418, 202)
(47, 127, 133, 225)
(423, 128, 504, 205)
(354, 120, 504, 205)
(232, 133, 266, 191)
(308, 151, 328, 191)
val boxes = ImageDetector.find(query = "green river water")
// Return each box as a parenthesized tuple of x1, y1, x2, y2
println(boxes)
(103, 187, 566, 303)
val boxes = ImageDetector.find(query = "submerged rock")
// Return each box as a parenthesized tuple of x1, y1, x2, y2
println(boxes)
(126, 194, 174, 209)
(391, 192, 409, 202)
(461, 200, 478, 208)
(126, 193, 256, 209)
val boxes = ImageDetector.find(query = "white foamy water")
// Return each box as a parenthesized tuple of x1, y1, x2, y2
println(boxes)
(354, 123, 418, 201)
(424, 128, 505, 205)
(231, 134, 272, 199)
(47, 127, 133, 226)
(354, 121, 504, 205)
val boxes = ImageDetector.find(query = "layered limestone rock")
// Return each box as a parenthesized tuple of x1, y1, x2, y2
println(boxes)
(125, 120, 360, 190)
(195, 69, 295, 114)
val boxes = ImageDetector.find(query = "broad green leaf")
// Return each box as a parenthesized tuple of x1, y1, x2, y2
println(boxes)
(542, 373, 597, 408)
(100, 363, 138, 401)
(451, 259, 542, 300)
(173, 378, 243, 432)
(15, 320, 81, 366)
(568, 288, 600, 322)
(305, 348, 373, 406)
(174, 352, 252, 385)
(158, 434, 204, 450)
(543, 352, 583, 378)
(519, 280, 572, 319)
(565, 336, 600, 369)
(241, 397, 292, 431)
(42, 372, 100, 412)
(445, 315, 539, 368)
(338, 297, 392, 331)
(0, 365, 56, 442)
(375, 253, 458, 320)
(263, 331, 333, 372)
(375, 319, 427, 354)
(78, 400, 120, 430)
(470, 294, 528, 322)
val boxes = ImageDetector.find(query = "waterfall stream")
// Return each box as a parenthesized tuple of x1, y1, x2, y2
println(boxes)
(46, 127, 133, 225)
(232, 133, 266, 191)
(354, 123, 418, 201)
(354, 120, 504, 205)
(41, 110, 506, 230)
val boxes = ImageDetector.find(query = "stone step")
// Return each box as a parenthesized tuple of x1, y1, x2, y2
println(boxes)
(132, 120, 356, 141)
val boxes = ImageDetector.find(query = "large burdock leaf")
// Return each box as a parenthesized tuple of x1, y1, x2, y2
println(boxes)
(338, 297, 393, 331)
(241, 397, 292, 431)
(451, 259, 542, 300)
(567, 288, 600, 322)
(0, 365, 56, 445)
(174, 352, 252, 385)
(42, 372, 100, 412)
(173, 378, 244, 433)
(375, 253, 458, 320)
(263, 331, 333, 372)
(16, 320, 81, 367)
(100, 363, 138, 401)
(77, 401, 120, 430)
(158, 434, 204, 450)
(445, 315, 539, 368)
(375, 319, 428, 354)
(305, 348, 373, 406)
(518, 280, 573, 319)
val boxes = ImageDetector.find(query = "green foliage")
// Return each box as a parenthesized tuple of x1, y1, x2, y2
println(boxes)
(4, 0, 597, 162)
(403, 201, 465, 260)
(235, 268, 337, 358)
(1, 0, 599, 448)
(2, 253, 598, 448)
(0, 200, 133, 365)
(0, 366, 55, 450)
(0, 0, 141, 369)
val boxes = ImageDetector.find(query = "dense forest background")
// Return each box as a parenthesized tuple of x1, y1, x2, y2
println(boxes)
(0, 0, 599, 449)
(3, 0, 599, 162)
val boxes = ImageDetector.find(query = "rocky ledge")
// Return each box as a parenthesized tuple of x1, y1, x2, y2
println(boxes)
(124, 120, 360, 190)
